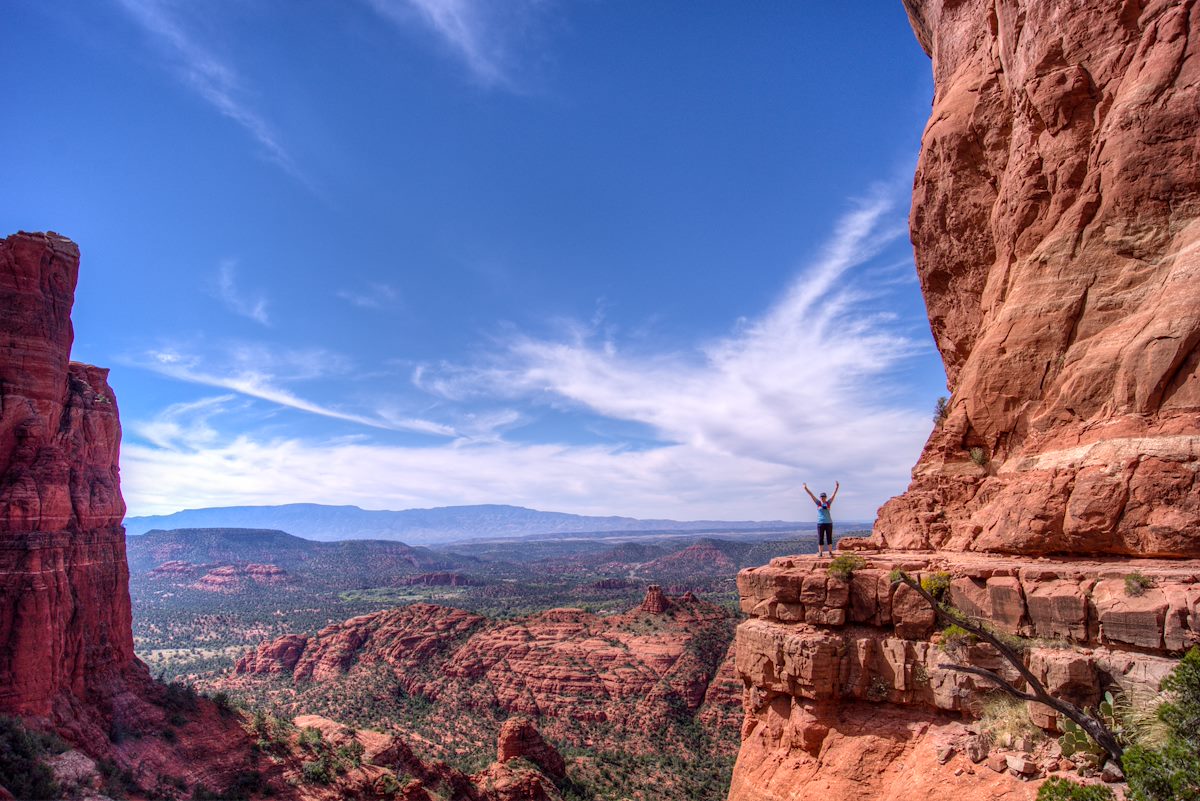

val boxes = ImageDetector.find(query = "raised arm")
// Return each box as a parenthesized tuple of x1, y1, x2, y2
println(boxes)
(829, 481, 840, 504)
(802, 482, 819, 504)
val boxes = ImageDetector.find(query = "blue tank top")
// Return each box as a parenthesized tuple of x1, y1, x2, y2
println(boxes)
(816, 500, 832, 524)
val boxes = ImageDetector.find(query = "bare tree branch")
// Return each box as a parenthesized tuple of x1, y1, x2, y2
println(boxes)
(892, 571, 1124, 765)
(936, 664, 1040, 703)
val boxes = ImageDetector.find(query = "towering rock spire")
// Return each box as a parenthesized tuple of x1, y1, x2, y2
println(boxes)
(640, 584, 669, 613)
(0, 232, 134, 719)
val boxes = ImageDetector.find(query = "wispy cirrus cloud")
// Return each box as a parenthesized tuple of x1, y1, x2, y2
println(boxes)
(215, 261, 270, 325)
(420, 185, 924, 471)
(133, 343, 457, 437)
(123, 186, 940, 521)
(114, 0, 305, 182)
(130, 394, 237, 450)
(365, 0, 551, 89)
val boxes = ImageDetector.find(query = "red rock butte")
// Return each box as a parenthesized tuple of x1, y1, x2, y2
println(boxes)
(872, 0, 1200, 558)
(640, 584, 669, 613)
(0, 231, 134, 721)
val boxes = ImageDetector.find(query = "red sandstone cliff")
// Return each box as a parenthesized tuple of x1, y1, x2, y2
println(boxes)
(728, 2, 1200, 798)
(0, 232, 273, 796)
(0, 231, 133, 719)
(875, 0, 1200, 557)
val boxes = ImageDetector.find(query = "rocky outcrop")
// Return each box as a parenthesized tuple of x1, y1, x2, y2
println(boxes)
(0, 232, 132, 719)
(279, 714, 563, 801)
(195, 562, 289, 591)
(496, 718, 566, 781)
(728, 554, 1197, 799)
(640, 584, 669, 613)
(235, 604, 486, 682)
(875, 0, 1200, 557)
(227, 592, 737, 759)
(0, 232, 282, 799)
(402, 571, 478, 586)
(730, 2, 1200, 796)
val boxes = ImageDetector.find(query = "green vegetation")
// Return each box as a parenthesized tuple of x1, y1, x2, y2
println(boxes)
(298, 725, 323, 749)
(375, 773, 404, 797)
(130, 530, 799, 801)
(933, 396, 950, 426)
(301, 758, 333, 784)
(1036, 777, 1114, 801)
(1060, 718, 1102, 758)
(560, 740, 736, 801)
(827, 554, 866, 581)
(938, 623, 977, 652)
(189, 770, 269, 801)
(97, 758, 141, 798)
(1125, 571, 1154, 597)
(0, 716, 66, 800)
(1041, 648, 1200, 799)
(968, 446, 988, 466)
(866, 676, 890, 701)
(295, 725, 369, 786)
(1124, 647, 1200, 801)
(920, 571, 952, 601)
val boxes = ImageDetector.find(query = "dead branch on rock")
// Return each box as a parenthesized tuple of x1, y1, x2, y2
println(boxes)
(889, 571, 1124, 765)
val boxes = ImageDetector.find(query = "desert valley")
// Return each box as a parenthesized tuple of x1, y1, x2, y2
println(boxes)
(2, 1, 1199, 801)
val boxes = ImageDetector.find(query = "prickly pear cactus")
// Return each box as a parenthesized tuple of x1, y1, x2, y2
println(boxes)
(1059, 719, 1095, 758)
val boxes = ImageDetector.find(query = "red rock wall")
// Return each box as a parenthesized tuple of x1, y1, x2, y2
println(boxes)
(727, 554, 1196, 801)
(0, 231, 134, 717)
(878, 0, 1200, 556)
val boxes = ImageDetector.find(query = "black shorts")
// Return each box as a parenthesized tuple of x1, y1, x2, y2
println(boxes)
(818, 523, 833, 545)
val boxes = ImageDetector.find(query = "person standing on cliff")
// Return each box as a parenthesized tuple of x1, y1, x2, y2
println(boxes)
(803, 481, 839, 557)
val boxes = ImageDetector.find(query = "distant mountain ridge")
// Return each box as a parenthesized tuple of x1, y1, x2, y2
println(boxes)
(126, 527, 476, 588)
(124, 503, 802, 544)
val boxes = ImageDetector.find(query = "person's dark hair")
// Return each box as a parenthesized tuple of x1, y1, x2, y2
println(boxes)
(819, 492, 827, 498)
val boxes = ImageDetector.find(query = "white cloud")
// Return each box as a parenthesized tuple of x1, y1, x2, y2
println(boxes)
(130, 394, 236, 450)
(121, 435, 798, 519)
(122, 189, 939, 522)
(423, 186, 929, 473)
(114, 0, 305, 182)
(365, 0, 548, 89)
(215, 261, 270, 325)
(133, 342, 458, 437)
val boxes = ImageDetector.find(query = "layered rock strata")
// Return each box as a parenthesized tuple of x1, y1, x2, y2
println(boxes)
(0, 232, 277, 797)
(731, 3, 1200, 794)
(0, 231, 132, 718)
(233, 595, 737, 734)
(728, 554, 1198, 799)
(876, 0, 1200, 556)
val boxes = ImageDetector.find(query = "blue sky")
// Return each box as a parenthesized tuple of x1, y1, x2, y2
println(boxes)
(2, 1, 943, 521)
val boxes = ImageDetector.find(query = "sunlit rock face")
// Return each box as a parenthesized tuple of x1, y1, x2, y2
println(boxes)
(0, 231, 133, 718)
(728, 2, 1200, 798)
(876, 0, 1200, 557)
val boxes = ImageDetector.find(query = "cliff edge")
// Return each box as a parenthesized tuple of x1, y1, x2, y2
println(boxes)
(728, 2, 1200, 798)
(879, 0, 1199, 556)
